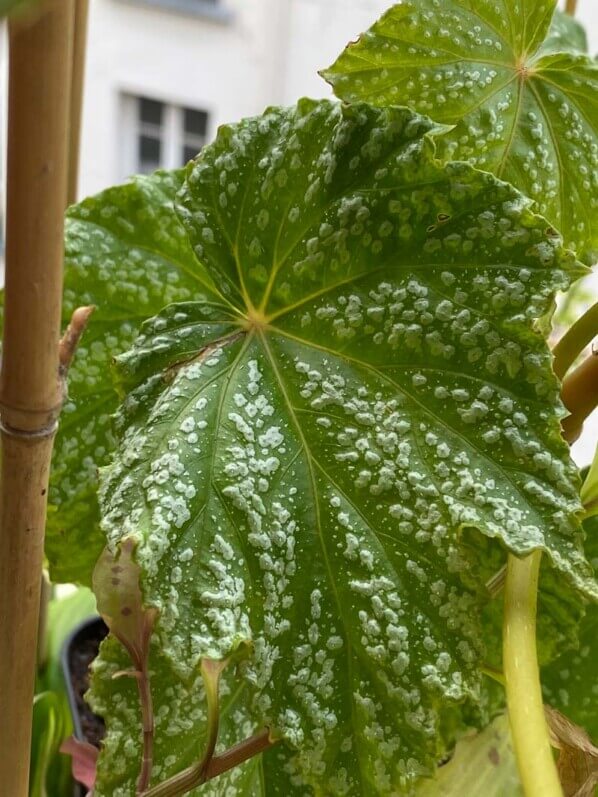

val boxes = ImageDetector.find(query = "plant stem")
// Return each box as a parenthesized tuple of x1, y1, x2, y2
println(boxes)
(480, 664, 506, 686)
(560, 352, 598, 444)
(0, 1, 74, 794)
(503, 551, 563, 797)
(486, 564, 506, 597)
(136, 665, 155, 794)
(552, 300, 598, 380)
(565, 0, 578, 16)
(198, 660, 228, 777)
(581, 446, 598, 517)
(68, 0, 89, 205)
(141, 729, 274, 797)
(139, 660, 271, 797)
(205, 728, 274, 779)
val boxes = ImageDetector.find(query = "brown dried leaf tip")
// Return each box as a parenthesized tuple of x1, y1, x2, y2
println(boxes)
(545, 705, 598, 797)
(93, 538, 157, 669)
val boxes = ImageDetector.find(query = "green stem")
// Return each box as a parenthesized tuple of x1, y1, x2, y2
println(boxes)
(552, 300, 598, 380)
(141, 729, 273, 797)
(486, 564, 506, 597)
(139, 660, 277, 797)
(503, 551, 562, 797)
(481, 664, 506, 686)
(136, 665, 154, 794)
(581, 443, 598, 516)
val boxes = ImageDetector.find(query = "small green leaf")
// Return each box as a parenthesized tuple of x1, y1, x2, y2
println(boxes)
(322, 0, 598, 263)
(47, 171, 219, 584)
(91, 100, 595, 794)
(537, 9, 588, 57)
(32, 588, 97, 797)
(581, 446, 598, 518)
(30, 691, 69, 797)
(38, 586, 97, 696)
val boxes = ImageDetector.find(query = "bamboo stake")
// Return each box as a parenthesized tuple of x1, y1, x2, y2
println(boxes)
(68, 0, 89, 205)
(0, 2, 75, 794)
(37, 0, 90, 670)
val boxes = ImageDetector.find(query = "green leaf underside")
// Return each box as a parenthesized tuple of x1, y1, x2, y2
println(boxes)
(543, 515, 598, 743)
(93, 100, 595, 795)
(415, 713, 521, 796)
(322, 0, 598, 264)
(48, 171, 220, 583)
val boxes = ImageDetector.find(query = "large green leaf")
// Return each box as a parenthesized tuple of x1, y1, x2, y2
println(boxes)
(322, 0, 598, 264)
(48, 171, 219, 583)
(92, 99, 595, 795)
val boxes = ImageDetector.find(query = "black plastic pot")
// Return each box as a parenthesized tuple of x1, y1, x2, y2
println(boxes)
(61, 616, 108, 797)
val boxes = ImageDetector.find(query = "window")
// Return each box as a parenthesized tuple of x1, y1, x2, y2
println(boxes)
(122, 95, 210, 178)
(138, 97, 164, 173)
(182, 108, 209, 165)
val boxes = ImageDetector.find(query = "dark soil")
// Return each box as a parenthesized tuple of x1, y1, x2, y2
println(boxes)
(67, 619, 108, 748)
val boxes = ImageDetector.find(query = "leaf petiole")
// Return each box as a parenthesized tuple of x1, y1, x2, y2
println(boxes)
(486, 565, 507, 597)
(503, 551, 563, 797)
(140, 728, 274, 797)
(480, 664, 505, 687)
(140, 658, 275, 797)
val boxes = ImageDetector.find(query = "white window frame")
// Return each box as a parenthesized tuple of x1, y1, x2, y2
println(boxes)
(120, 93, 209, 179)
